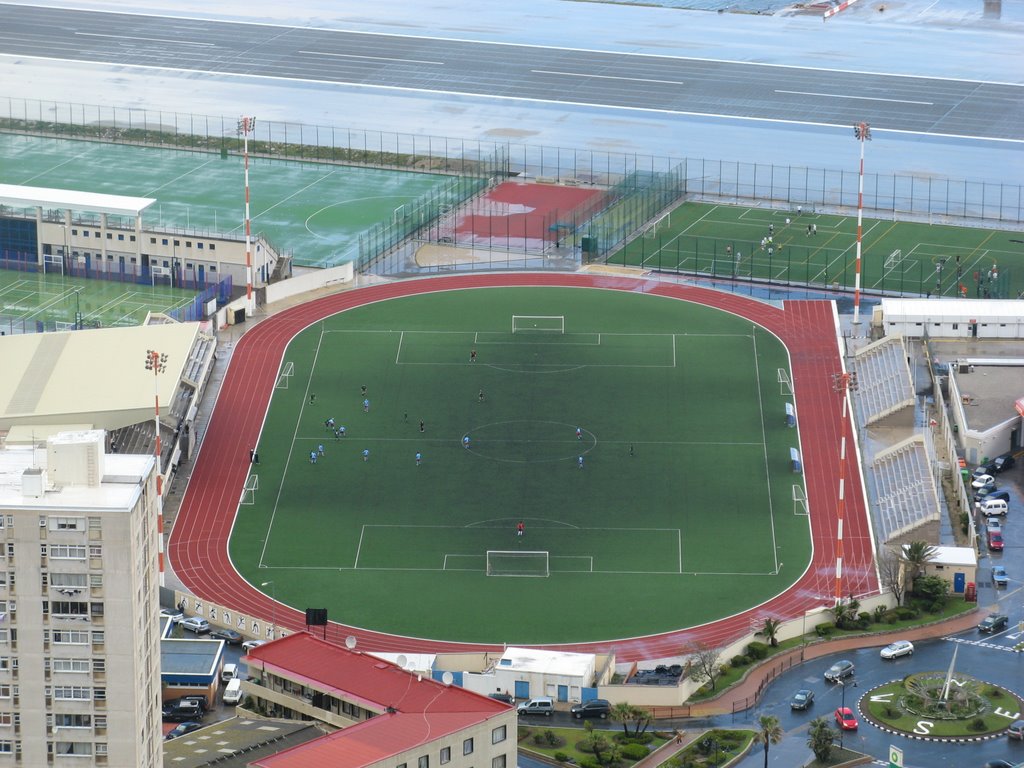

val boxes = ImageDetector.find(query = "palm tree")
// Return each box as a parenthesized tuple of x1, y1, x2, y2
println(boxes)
(755, 714, 783, 768)
(902, 540, 937, 591)
(761, 617, 781, 647)
(806, 716, 835, 762)
(609, 702, 650, 738)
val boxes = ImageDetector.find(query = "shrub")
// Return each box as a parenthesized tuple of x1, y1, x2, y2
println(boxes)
(533, 734, 546, 745)
(873, 605, 888, 622)
(620, 743, 648, 760)
(554, 752, 570, 763)
(579, 759, 603, 768)
(815, 622, 834, 637)
(856, 612, 872, 629)
(895, 607, 918, 620)
(969, 717, 986, 732)
(883, 610, 900, 624)
(884, 705, 899, 718)
(746, 641, 770, 660)
(615, 732, 653, 745)
(544, 730, 560, 746)
(987, 687, 1003, 698)
(730, 654, 750, 668)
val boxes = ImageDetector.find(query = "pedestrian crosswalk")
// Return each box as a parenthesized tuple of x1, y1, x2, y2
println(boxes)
(942, 635, 1019, 653)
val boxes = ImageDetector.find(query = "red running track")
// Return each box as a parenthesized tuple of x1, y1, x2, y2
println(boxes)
(168, 273, 879, 662)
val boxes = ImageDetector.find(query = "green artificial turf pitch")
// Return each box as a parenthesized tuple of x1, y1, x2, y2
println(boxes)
(612, 202, 1024, 299)
(233, 287, 811, 644)
(0, 268, 197, 329)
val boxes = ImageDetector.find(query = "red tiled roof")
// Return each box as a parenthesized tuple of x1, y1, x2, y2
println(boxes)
(244, 632, 508, 715)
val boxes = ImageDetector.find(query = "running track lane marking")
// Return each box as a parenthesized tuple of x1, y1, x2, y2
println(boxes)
(752, 325, 780, 575)
(258, 322, 327, 568)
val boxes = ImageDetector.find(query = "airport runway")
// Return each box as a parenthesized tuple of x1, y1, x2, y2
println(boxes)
(0, 3, 1020, 141)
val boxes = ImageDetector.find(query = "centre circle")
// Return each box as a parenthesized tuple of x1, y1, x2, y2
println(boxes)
(466, 420, 596, 463)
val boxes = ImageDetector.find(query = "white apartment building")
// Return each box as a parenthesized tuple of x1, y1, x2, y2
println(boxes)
(0, 430, 162, 767)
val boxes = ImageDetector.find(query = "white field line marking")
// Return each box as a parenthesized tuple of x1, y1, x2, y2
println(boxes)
(395, 330, 404, 365)
(825, 219, 881, 278)
(23, 287, 78, 319)
(672, 333, 677, 368)
(259, 323, 326, 568)
(775, 89, 933, 106)
(325, 328, 752, 338)
(296, 435, 765, 446)
(532, 69, 685, 86)
(87, 290, 137, 319)
(752, 327, 779, 574)
(353, 525, 366, 569)
(76, 31, 215, 46)
(143, 156, 219, 197)
(227, 168, 341, 234)
(678, 529, 683, 574)
(18, 150, 92, 185)
(644, 204, 721, 267)
(299, 49, 443, 65)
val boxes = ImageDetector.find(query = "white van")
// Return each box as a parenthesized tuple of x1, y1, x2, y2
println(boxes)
(976, 499, 1008, 516)
(222, 678, 243, 705)
(221, 663, 237, 683)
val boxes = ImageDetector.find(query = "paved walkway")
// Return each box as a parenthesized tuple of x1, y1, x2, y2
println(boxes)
(678, 606, 983, 717)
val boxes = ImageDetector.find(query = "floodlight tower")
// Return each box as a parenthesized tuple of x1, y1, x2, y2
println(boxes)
(145, 349, 168, 586)
(852, 122, 871, 325)
(238, 116, 257, 316)
(831, 370, 858, 606)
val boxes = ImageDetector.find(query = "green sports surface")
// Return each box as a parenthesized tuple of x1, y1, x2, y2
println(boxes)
(232, 287, 812, 644)
(612, 202, 1024, 299)
(0, 133, 457, 267)
(0, 268, 198, 330)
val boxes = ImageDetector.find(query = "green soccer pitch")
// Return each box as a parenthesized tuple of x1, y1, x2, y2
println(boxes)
(611, 202, 1024, 299)
(232, 287, 812, 644)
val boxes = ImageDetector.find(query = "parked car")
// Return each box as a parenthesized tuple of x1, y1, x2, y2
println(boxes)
(824, 660, 855, 682)
(165, 722, 203, 740)
(790, 689, 815, 710)
(241, 639, 267, 652)
(972, 474, 996, 490)
(978, 614, 1009, 632)
(977, 496, 1009, 515)
(986, 517, 1002, 532)
(180, 617, 210, 634)
(973, 463, 997, 478)
(487, 692, 514, 705)
(223, 678, 243, 705)
(834, 707, 858, 730)
(1007, 720, 1024, 740)
(162, 700, 204, 722)
(992, 453, 1016, 473)
(974, 486, 1006, 503)
(987, 531, 1005, 551)
(221, 663, 237, 683)
(160, 607, 184, 624)
(516, 697, 555, 716)
(570, 699, 611, 719)
(880, 640, 914, 659)
(992, 566, 1009, 588)
(210, 628, 244, 644)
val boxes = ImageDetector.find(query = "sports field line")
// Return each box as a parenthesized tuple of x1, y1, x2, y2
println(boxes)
(640, 204, 720, 269)
(325, 328, 754, 338)
(295, 436, 765, 446)
(824, 219, 882, 279)
(24, 286, 80, 320)
(752, 327, 780, 575)
(142, 156, 219, 197)
(250, 564, 782, 576)
(259, 322, 326, 569)
(227, 167, 341, 236)
(18, 148, 91, 185)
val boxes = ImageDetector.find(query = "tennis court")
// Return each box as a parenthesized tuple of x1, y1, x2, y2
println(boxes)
(230, 286, 812, 644)
(612, 202, 1024, 298)
(0, 268, 198, 332)
(0, 133, 462, 267)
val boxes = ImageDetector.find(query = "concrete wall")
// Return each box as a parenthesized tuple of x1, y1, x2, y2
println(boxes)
(265, 262, 354, 304)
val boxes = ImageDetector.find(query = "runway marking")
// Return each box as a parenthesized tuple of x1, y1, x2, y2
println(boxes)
(75, 31, 215, 47)
(775, 90, 933, 106)
(533, 69, 684, 86)
(300, 50, 443, 65)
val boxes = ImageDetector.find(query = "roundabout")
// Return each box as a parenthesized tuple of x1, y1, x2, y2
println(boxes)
(860, 673, 1024, 741)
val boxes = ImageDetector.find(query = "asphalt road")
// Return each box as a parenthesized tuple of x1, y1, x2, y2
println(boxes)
(0, 4, 1021, 141)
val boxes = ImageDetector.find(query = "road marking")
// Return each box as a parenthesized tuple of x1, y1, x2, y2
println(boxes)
(533, 69, 685, 86)
(75, 31, 215, 47)
(299, 50, 443, 65)
(775, 90, 934, 106)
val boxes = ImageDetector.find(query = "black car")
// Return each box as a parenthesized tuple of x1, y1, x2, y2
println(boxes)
(162, 701, 204, 722)
(487, 692, 514, 705)
(210, 628, 244, 645)
(790, 689, 815, 710)
(165, 722, 203, 740)
(978, 614, 1009, 633)
(570, 698, 611, 719)
(992, 453, 1016, 473)
(974, 487, 1009, 503)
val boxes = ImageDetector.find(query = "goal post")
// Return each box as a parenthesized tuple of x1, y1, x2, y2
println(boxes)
(511, 315, 565, 334)
(486, 550, 550, 577)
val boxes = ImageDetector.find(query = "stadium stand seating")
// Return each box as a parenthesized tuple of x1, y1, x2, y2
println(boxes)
(867, 436, 940, 542)
(851, 336, 915, 426)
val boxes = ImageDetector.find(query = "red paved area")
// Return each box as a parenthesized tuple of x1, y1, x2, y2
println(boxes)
(167, 274, 879, 662)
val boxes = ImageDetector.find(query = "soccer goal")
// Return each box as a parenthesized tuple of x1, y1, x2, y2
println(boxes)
(275, 361, 294, 389)
(884, 249, 903, 269)
(792, 484, 808, 516)
(778, 368, 793, 396)
(511, 315, 565, 334)
(43, 253, 65, 276)
(486, 550, 550, 577)
(151, 264, 172, 287)
(643, 211, 671, 239)
(240, 474, 259, 505)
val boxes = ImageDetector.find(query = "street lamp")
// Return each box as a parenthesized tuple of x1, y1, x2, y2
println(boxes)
(145, 349, 168, 587)
(851, 121, 871, 325)
(261, 581, 276, 639)
(838, 678, 858, 749)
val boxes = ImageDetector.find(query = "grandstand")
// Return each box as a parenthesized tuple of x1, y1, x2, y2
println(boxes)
(867, 436, 941, 543)
(850, 336, 915, 427)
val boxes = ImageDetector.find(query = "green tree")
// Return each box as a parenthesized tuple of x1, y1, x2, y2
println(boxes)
(807, 716, 836, 762)
(686, 643, 724, 692)
(761, 617, 781, 647)
(755, 714, 783, 768)
(912, 574, 950, 604)
(902, 541, 937, 590)
(831, 598, 860, 630)
(609, 702, 651, 737)
(583, 721, 619, 766)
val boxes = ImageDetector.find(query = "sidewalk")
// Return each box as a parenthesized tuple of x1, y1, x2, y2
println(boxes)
(680, 606, 983, 717)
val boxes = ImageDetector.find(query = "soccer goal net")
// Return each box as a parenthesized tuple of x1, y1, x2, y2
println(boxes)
(511, 316, 564, 334)
(486, 550, 550, 577)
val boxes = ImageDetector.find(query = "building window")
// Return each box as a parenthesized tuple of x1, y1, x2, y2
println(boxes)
(117, 234, 124, 241)
(92, 659, 105, 673)
(0, 741, 10, 754)
(50, 517, 85, 532)
(52, 630, 89, 645)
(186, 242, 192, 248)
(52, 659, 90, 673)
(197, 243, 204, 249)
(50, 573, 87, 589)
(952, 323, 958, 330)
(91, 631, 104, 646)
(53, 686, 91, 700)
(492, 725, 506, 744)
(130, 235, 136, 242)
(106, 233, 112, 239)
(186, 263, 194, 269)
(89, 574, 102, 589)
(173, 240, 180, 247)
(418, 756, 429, 768)
(94, 688, 106, 701)
(89, 545, 102, 558)
(161, 239, 168, 246)
(50, 601, 88, 617)
(94, 716, 106, 729)
(54, 742, 92, 756)
(463, 737, 473, 756)
(0, 686, 9, 699)
(72, 229, 78, 236)
(54, 714, 91, 728)
(150, 237, 156, 244)
(0, 713, 10, 726)
(209, 244, 216, 251)
(49, 545, 86, 560)
(491, 756, 506, 768)
(440, 747, 450, 765)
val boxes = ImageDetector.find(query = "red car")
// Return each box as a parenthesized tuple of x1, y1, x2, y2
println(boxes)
(835, 707, 858, 730)
(988, 531, 1005, 552)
